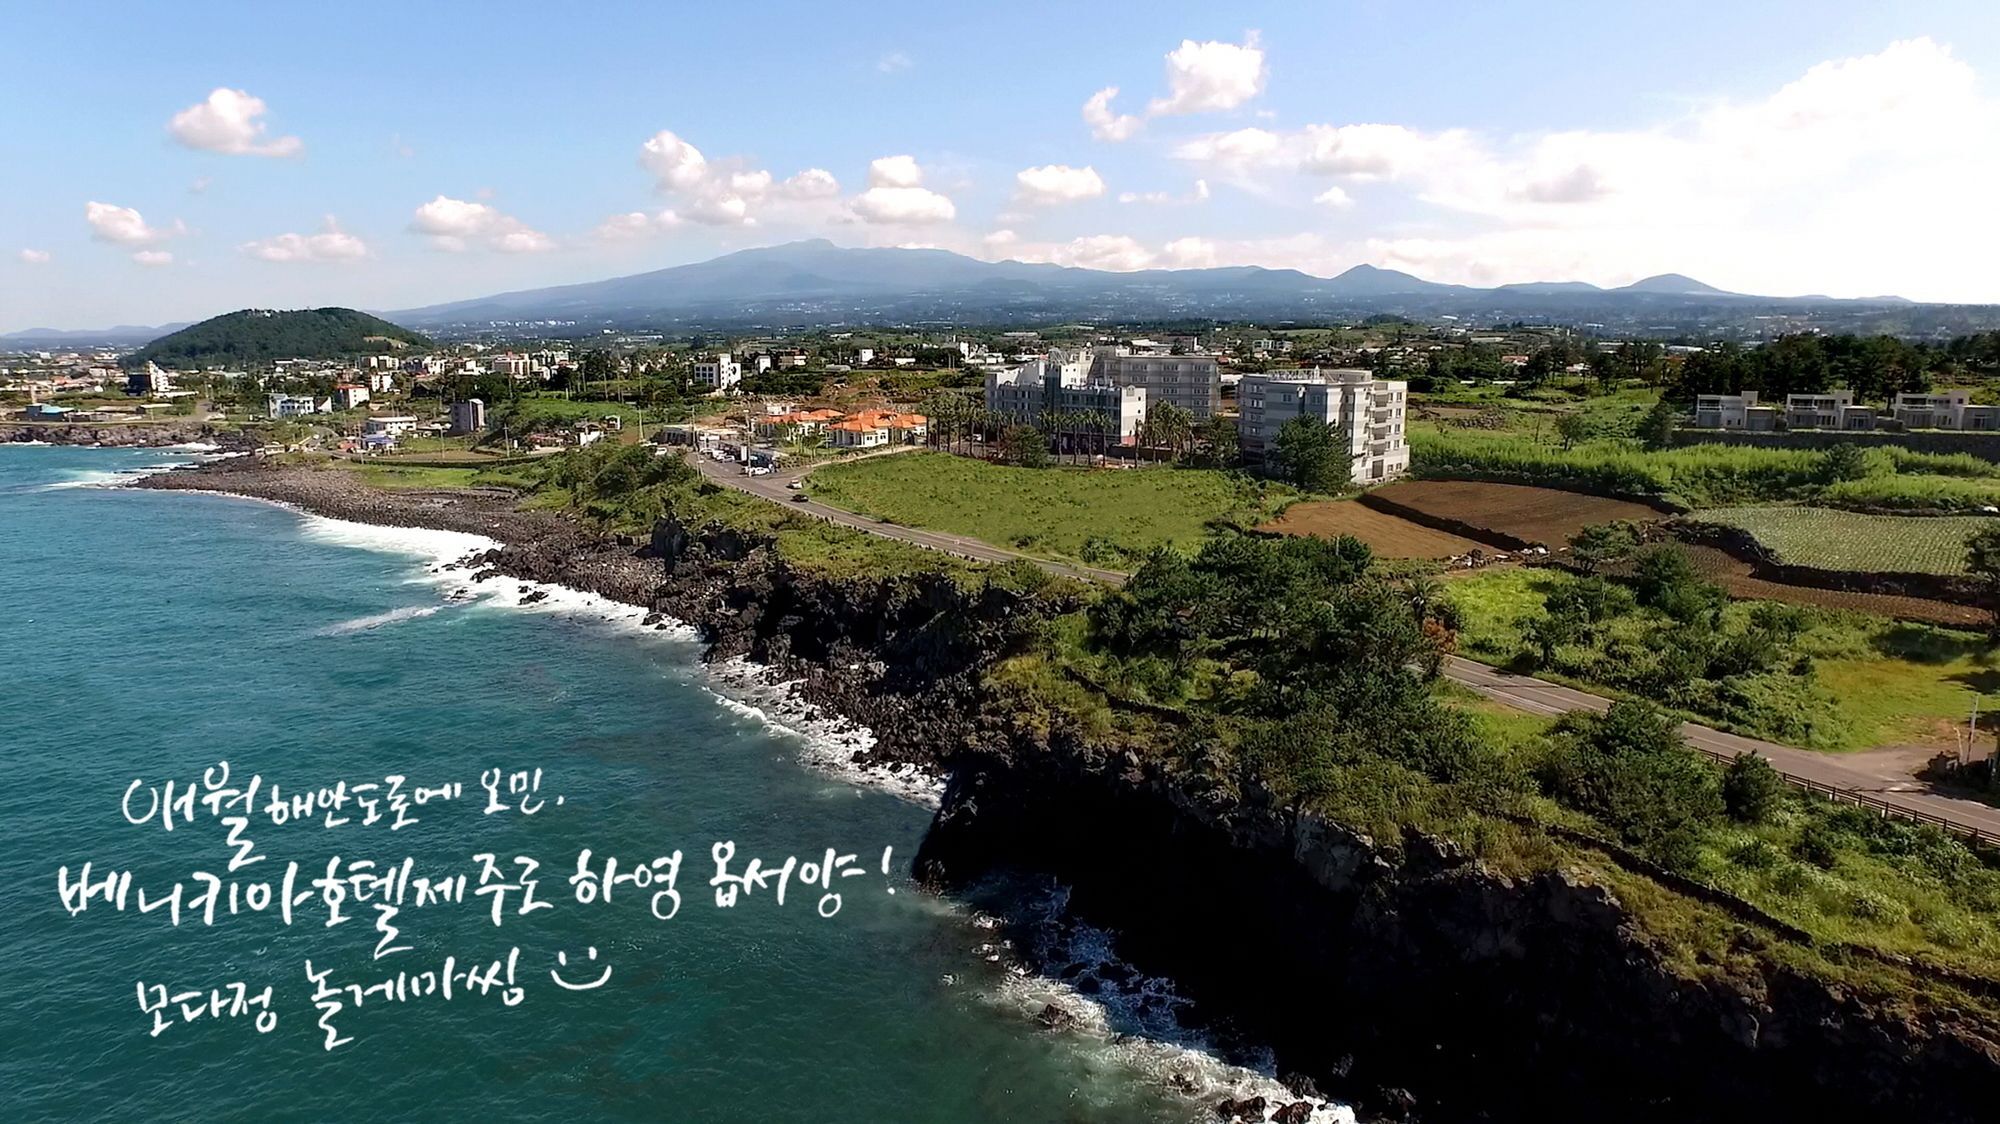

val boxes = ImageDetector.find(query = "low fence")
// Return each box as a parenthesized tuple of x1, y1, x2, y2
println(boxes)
(1671, 427, 2000, 462)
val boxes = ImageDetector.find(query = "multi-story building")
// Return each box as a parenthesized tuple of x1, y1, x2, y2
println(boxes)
(1238, 369, 1411, 485)
(1088, 348, 1220, 418)
(126, 362, 174, 397)
(333, 383, 370, 410)
(450, 398, 486, 436)
(692, 352, 743, 392)
(1691, 392, 1775, 430)
(363, 415, 420, 438)
(267, 393, 327, 419)
(1894, 390, 2000, 431)
(1785, 391, 1876, 430)
(985, 350, 1148, 440)
(492, 355, 532, 379)
(365, 371, 396, 394)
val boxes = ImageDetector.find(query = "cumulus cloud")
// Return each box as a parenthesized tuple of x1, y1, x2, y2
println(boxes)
(19, 248, 50, 265)
(1015, 164, 1106, 205)
(1148, 34, 1266, 116)
(595, 209, 683, 240)
(849, 156, 955, 224)
(1118, 178, 1210, 205)
(410, 195, 554, 252)
(1313, 185, 1354, 208)
(1083, 87, 1142, 141)
(634, 129, 835, 225)
(867, 155, 925, 189)
(1161, 236, 1218, 268)
(85, 201, 175, 245)
(132, 250, 174, 267)
(240, 217, 369, 262)
(167, 88, 302, 157)
(982, 229, 1019, 252)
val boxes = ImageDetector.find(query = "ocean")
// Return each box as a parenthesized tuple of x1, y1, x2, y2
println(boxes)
(0, 445, 1350, 1123)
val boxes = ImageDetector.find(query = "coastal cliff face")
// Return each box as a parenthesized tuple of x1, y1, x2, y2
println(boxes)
(1, 420, 260, 450)
(131, 460, 2000, 1123)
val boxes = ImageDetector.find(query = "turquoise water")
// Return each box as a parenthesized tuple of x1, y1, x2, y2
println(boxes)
(1, 447, 1338, 1123)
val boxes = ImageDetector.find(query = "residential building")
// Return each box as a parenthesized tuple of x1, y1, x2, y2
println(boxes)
(450, 398, 487, 435)
(333, 383, 370, 410)
(986, 350, 1148, 440)
(1894, 390, 2000, 431)
(363, 415, 420, 438)
(1238, 369, 1411, 484)
(692, 352, 744, 392)
(1785, 391, 1875, 430)
(1692, 392, 1769, 430)
(126, 362, 174, 396)
(365, 371, 396, 394)
(492, 355, 532, 378)
(267, 393, 328, 419)
(23, 402, 73, 421)
(1088, 348, 1221, 418)
(827, 418, 890, 448)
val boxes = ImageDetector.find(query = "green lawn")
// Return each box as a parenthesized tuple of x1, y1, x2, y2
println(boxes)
(1448, 566, 1998, 750)
(1696, 506, 1990, 575)
(805, 451, 1295, 565)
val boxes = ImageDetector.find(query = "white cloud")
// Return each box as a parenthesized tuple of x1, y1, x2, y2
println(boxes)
(1147, 34, 1266, 116)
(1161, 236, 1218, 268)
(1313, 185, 1354, 208)
(867, 155, 926, 189)
(982, 229, 1019, 252)
(85, 201, 173, 245)
(1118, 179, 1210, 205)
(777, 168, 841, 200)
(1015, 164, 1105, 205)
(1171, 127, 1285, 169)
(850, 186, 956, 224)
(19, 248, 50, 265)
(1014, 234, 1157, 272)
(848, 156, 955, 224)
(685, 192, 753, 226)
(132, 250, 174, 267)
(595, 209, 683, 240)
(877, 51, 912, 73)
(240, 217, 369, 262)
(640, 130, 710, 191)
(1083, 87, 1142, 141)
(167, 88, 302, 157)
(410, 195, 554, 252)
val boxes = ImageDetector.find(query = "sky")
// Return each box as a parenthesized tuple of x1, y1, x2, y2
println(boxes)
(4, 0, 1999, 331)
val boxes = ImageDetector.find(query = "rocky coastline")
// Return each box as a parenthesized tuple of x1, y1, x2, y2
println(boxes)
(133, 455, 2000, 1124)
(2, 419, 261, 450)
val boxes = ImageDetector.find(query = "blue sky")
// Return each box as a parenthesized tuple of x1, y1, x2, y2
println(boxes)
(5, 0, 1999, 330)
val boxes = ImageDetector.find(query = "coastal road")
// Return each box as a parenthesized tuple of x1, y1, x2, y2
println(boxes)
(692, 450, 2000, 844)
(690, 452, 1130, 585)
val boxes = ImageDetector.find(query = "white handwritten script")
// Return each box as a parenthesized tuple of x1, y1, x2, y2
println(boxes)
(58, 761, 898, 1049)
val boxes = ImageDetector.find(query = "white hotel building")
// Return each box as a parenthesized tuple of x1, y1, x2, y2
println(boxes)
(985, 349, 1148, 440)
(1238, 369, 1411, 484)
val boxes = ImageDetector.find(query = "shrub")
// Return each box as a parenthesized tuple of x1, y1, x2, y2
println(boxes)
(1795, 822, 1842, 869)
(1543, 700, 1724, 860)
(1721, 753, 1787, 824)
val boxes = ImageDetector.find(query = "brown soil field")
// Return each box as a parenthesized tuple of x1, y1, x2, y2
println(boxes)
(1679, 546, 1984, 628)
(1365, 480, 1663, 548)
(1261, 500, 1485, 558)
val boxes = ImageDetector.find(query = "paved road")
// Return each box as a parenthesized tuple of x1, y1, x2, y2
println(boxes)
(691, 452, 1129, 585)
(693, 450, 2000, 843)
(1445, 655, 2000, 842)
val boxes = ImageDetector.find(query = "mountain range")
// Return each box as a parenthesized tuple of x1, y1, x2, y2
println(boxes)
(4, 240, 1975, 348)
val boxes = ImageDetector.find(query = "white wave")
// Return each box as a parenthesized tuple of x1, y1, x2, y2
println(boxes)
(36, 468, 133, 490)
(164, 441, 221, 452)
(701, 656, 939, 808)
(314, 604, 444, 636)
(297, 513, 499, 566)
(980, 884, 1357, 1124)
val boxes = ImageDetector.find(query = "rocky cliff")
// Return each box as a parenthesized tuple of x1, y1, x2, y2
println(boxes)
(2, 420, 259, 450)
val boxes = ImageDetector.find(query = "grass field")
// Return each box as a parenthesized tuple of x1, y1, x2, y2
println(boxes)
(1259, 498, 1483, 558)
(805, 451, 1292, 565)
(1447, 566, 1999, 750)
(1697, 507, 1992, 576)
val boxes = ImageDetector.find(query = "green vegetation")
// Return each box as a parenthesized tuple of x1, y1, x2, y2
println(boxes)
(127, 307, 431, 369)
(1411, 426, 2000, 511)
(805, 451, 1295, 567)
(1697, 506, 1993, 575)
(1449, 562, 1999, 750)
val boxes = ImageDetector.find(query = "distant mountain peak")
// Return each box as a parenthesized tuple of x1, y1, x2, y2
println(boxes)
(1617, 273, 1731, 296)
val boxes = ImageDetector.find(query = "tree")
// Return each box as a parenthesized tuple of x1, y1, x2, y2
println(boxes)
(1145, 400, 1196, 461)
(1818, 442, 1873, 484)
(1554, 412, 1593, 451)
(1967, 526, 2000, 642)
(1721, 753, 1785, 824)
(1543, 700, 1724, 866)
(999, 424, 1048, 468)
(1569, 520, 1643, 573)
(1273, 415, 1348, 493)
(1638, 396, 1678, 451)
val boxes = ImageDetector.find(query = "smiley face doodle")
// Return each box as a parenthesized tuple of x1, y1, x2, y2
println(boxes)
(550, 947, 613, 991)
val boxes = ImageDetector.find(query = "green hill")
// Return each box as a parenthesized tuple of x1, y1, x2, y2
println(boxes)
(124, 308, 432, 369)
